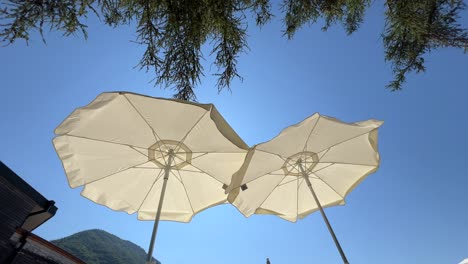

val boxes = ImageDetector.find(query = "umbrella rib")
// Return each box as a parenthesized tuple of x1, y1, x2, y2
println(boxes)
(136, 169, 164, 212)
(168, 169, 183, 184)
(296, 176, 299, 218)
(122, 94, 161, 142)
(175, 169, 195, 214)
(314, 128, 380, 157)
(277, 178, 297, 186)
(241, 167, 286, 186)
(311, 173, 345, 199)
(255, 149, 288, 161)
(299, 162, 373, 187)
(183, 163, 225, 185)
(257, 175, 288, 209)
(131, 166, 160, 170)
(320, 161, 377, 167)
(317, 147, 331, 160)
(290, 162, 302, 176)
(173, 153, 187, 164)
(83, 160, 151, 185)
(63, 134, 148, 150)
(184, 151, 245, 166)
(303, 115, 322, 151)
(298, 163, 334, 188)
(298, 178, 304, 188)
(174, 110, 209, 153)
(122, 95, 169, 164)
(187, 151, 246, 154)
(187, 152, 209, 162)
(177, 168, 204, 173)
(311, 163, 335, 174)
(315, 139, 378, 166)
(285, 159, 298, 171)
(130, 146, 148, 157)
(231, 148, 289, 187)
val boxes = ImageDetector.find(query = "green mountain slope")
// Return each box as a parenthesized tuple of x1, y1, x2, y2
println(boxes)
(52, 229, 161, 264)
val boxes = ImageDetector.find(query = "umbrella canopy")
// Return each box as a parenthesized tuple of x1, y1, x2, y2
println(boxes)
(53, 92, 248, 262)
(226, 113, 382, 263)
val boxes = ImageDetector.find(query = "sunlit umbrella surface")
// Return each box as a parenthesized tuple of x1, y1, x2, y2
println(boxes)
(53, 92, 248, 263)
(227, 113, 383, 264)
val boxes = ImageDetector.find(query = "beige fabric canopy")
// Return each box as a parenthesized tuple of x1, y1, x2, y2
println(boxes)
(53, 92, 248, 223)
(227, 113, 382, 221)
(226, 113, 382, 264)
(53, 92, 249, 263)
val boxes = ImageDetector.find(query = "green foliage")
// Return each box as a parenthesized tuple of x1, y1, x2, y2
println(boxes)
(1, 0, 467, 100)
(283, 0, 371, 38)
(0, 0, 269, 101)
(52, 229, 161, 264)
(384, 0, 468, 90)
(0, 1, 95, 43)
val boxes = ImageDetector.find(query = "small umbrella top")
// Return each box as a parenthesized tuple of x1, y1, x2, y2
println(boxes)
(53, 92, 248, 223)
(227, 113, 383, 222)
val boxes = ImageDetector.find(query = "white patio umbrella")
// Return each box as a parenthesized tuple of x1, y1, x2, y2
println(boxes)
(53, 92, 248, 263)
(226, 113, 383, 264)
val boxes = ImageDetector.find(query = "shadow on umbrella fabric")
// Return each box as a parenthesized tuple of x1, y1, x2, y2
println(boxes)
(226, 113, 383, 264)
(53, 92, 249, 263)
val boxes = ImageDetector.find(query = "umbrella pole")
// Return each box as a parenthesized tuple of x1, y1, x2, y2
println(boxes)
(146, 150, 174, 264)
(298, 162, 350, 264)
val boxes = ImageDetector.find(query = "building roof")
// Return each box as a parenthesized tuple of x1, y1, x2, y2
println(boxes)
(0, 161, 58, 231)
(14, 228, 86, 264)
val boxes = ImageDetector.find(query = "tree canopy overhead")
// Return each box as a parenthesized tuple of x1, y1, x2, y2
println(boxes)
(1, 0, 467, 101)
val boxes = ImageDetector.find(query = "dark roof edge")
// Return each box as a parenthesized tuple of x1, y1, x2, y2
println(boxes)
(16, 228, 86, 264)
(0, 161, 53, 209)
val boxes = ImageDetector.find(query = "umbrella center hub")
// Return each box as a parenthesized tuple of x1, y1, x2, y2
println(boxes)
(282, 151, 319, 176)
(148, 140, 192, 169)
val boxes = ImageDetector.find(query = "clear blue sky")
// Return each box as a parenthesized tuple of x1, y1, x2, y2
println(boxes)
(1, 3, 467, 264)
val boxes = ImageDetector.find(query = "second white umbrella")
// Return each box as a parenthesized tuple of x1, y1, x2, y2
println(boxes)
(227, 113, 383, 264)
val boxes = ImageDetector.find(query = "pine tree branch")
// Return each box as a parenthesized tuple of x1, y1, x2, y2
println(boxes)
(384, 0, 468, 90)
(1, 0, 466, 99)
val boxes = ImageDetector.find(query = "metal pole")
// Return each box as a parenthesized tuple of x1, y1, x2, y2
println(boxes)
(146, 149, 174, 264)
(298, 161, 350, 264)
